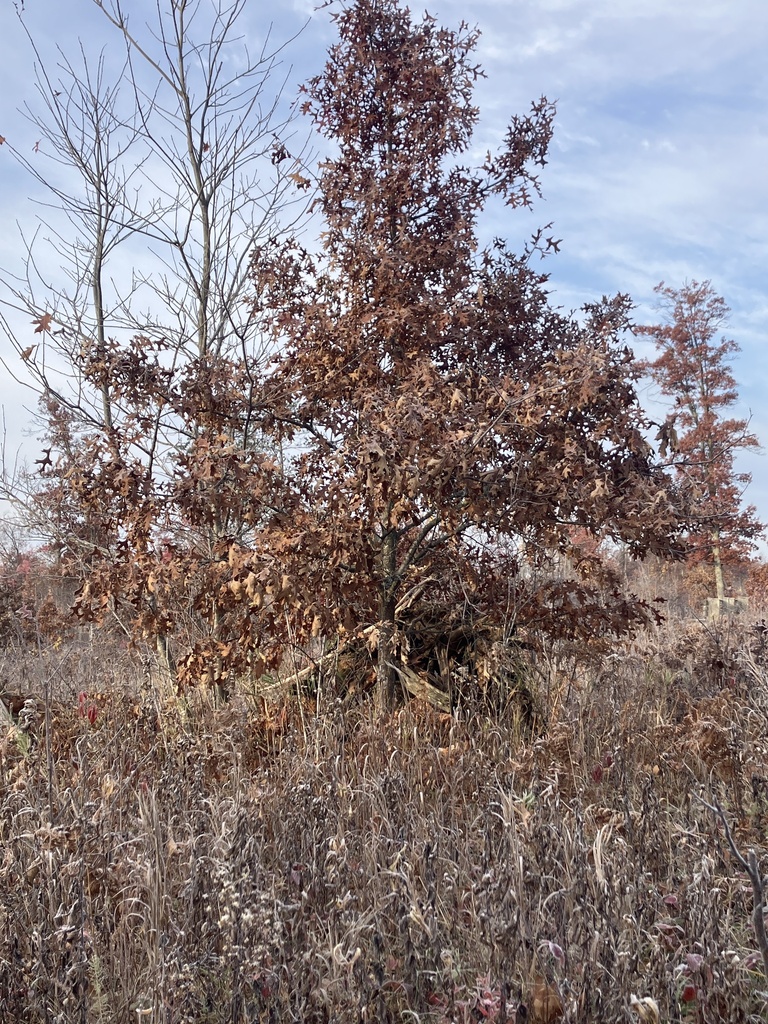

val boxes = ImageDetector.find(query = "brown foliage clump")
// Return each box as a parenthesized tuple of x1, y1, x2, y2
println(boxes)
(21, 0, 686, 706)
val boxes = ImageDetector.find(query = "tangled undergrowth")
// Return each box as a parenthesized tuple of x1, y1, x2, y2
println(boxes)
(1, 618, 768, 1023)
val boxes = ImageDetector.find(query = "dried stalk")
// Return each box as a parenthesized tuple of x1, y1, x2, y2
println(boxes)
(696, 792, 768, 981)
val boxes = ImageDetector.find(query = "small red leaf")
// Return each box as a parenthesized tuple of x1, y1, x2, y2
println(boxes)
(681, 983, 697, 1003)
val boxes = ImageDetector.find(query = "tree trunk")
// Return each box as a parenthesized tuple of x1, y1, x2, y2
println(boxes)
(156, 631, 176, 682)
(376, 526, 399, 712)
(376, 597, 398, 714)
(712, 526, 725, 609)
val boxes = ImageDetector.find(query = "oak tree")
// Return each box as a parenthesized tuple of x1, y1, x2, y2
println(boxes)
(638, 281, 763, 604)
(3, 0, 690, 703)
(242, 0, 684, 709)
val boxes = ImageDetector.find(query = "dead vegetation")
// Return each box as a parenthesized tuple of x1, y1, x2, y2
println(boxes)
(0, 616, 766, 1023)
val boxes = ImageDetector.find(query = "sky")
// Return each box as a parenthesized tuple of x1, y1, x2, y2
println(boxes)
(0, 0, 766, 546)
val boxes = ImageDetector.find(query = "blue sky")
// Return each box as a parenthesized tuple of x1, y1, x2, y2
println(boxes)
(1, 0, 766, 544)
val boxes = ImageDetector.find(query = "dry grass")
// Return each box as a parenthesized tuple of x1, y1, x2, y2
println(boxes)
(1, 618, 768, 1023)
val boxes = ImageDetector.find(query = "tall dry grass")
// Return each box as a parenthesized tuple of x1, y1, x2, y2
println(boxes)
(1, 616, 767, 1023)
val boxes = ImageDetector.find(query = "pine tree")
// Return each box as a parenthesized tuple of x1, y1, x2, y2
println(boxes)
(638, 281, 764, 603)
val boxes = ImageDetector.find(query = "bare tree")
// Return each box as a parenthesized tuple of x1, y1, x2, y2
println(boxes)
(0, 0, 307, 678)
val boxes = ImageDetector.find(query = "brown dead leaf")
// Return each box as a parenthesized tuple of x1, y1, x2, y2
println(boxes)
(289, 170, 311, 190)
(35, 448, 53, 472)
(529, 976, 564, 1023)
(32, 312, 53, 334)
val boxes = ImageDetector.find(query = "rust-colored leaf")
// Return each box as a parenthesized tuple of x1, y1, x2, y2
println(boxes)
(32, 312, 53, 334)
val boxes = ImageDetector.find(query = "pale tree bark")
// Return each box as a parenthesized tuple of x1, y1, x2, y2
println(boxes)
(712, 526, 725, 606)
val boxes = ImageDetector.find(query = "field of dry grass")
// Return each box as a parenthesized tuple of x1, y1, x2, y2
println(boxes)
(1, 617, 768, 1023)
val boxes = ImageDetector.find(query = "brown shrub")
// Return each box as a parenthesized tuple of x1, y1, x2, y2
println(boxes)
(0, 619, 767, 1022)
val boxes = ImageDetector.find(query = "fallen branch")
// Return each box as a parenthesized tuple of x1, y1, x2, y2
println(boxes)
(267, 630, 453, 713)
(393, 663, 451, 713)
